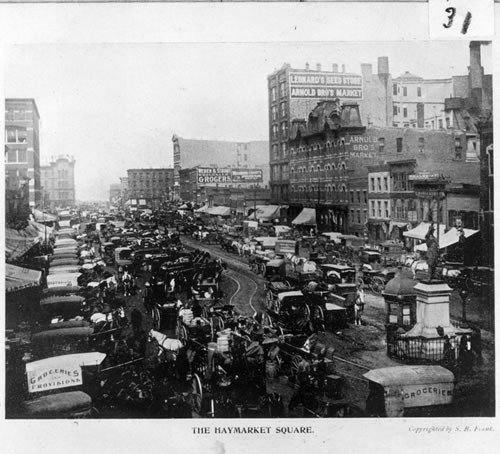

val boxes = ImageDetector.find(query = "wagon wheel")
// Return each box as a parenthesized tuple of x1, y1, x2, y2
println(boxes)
(151, 307, 161, 331)
(190, 373, 203, 414)
(193, 347, 210, 378)
(312, 305, 325, 332)
(370, 277, 385, 295)
(290, 354, 303, 377)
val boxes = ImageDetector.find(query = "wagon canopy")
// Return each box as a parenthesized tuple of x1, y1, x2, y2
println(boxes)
(403, 222, 446, 241)
(363, 365, 454, 386)
(414, 227, 479, 251)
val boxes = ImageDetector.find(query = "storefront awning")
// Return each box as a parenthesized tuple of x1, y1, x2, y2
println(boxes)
(33, 209, 57, 223)
(206, 206, 231, 216)
(5, 264, 42, 293)
(247, 205, 280, 221)
(415, 227, 479, 251)
(5, 223, 44, 261)
(403, 222, 446, 241)
(292, 208, 316, 226)
(389, 221, 410, 232)
(194, 204, 210, 213)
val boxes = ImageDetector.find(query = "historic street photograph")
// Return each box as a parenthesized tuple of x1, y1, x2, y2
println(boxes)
(4, 40, 494, 420)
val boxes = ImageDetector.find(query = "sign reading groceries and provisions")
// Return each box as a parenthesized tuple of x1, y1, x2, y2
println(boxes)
(26, 353, 106, 393)
(197, 168, 263, 185)
(289, 71, 363, 99)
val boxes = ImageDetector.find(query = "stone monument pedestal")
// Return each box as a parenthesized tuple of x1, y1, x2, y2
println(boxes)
(404, 280, 470, 361)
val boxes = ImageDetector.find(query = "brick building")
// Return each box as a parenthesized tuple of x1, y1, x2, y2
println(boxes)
(127, 168, 175, 209)
(5, 99, 41, 208)
(40, 155, 76, 209)
(268, 58, 393, 206)
(288, 100, 480, 236)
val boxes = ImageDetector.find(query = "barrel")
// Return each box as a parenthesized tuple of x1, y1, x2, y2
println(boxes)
(265, 360, 278, 379)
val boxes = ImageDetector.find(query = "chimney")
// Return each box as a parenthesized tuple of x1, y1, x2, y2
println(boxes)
(378, 56, 389, 75)
(361, 63, 372, 81)
(342, 64, 346, 73)
(469, 41, 483, 110)
(332, 64, 338, 72)
(305, 62, 310, 70)
(316, 63, 322, 71)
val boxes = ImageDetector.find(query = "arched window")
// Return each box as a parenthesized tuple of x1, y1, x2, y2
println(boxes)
(331, 163, 336, 171)
(317, 165, 321, 172)
(341, 162, 347, 176)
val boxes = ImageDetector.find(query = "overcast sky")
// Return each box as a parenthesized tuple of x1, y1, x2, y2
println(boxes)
(5, 41, 491, 200)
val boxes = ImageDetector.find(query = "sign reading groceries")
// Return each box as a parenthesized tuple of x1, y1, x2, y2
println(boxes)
(26, 360, 82, 393)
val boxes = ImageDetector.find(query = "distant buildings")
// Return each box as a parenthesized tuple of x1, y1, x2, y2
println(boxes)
(5, 99, 41, 208)
(171, 136, 269, 200)
(127, 168, 174, 209)
(40, 155, 76, 209)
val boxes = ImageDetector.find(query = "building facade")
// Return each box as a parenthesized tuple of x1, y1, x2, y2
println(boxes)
(288, 100, 481, 236)
(268, 59, 393, 205)
(5, 99, 41, 208)
(127, 168, 175, 209)
(172, 136, 269, 199)
(40, 155, 76, 209)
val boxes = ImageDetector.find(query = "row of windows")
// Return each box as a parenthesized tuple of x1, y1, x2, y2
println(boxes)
(6, 128, 28, 143)
(5, 149, 28, 163)
(291, 184, 348, 193)
(290, 139, 347, 157)
(350, 209, 369, 225)
(271, 102, 288, 121)
(393, 84, 421, 97)
(5, 109, 32, 121)
(291, 162, 347, 174)
(350, 190, 368, 204)
(271, 123, 289, 140)
(270, 82, 287, 102)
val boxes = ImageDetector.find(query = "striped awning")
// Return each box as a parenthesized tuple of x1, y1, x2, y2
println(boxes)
(5, 264, 42, 293)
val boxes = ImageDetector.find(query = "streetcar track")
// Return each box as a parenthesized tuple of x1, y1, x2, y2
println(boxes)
(227, 268, 259, 314)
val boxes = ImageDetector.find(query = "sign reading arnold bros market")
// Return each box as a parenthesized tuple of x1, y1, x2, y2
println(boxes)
(289, 71, 363, 99)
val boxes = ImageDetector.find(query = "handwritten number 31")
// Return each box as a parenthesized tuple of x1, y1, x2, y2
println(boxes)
(443, 7, 472, 35)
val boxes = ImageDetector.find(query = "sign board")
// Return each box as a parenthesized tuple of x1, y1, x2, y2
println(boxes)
(26, 358, 83, 393)
(197, 167, 232, 184)
(400, 382, 454, 408)
(231, 169, 263, 184)
(289, 71, 363, 100)
(275, 240, 298, 255)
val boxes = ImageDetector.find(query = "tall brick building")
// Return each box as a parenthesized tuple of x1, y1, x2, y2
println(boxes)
(268, 59, 393, 206)
(127, 168, 175, 209)
(5, 99, 41, 208)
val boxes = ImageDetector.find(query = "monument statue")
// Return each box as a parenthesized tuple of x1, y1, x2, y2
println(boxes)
(425, 223, 439, 281)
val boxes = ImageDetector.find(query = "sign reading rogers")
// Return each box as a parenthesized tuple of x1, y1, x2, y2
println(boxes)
(289, 71, 363, 100)
(197, 168, 263, 185)
(197, 168, 232, 184)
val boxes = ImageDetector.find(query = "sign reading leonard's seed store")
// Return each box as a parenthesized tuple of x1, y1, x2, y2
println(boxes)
(289, 71, 363, 100)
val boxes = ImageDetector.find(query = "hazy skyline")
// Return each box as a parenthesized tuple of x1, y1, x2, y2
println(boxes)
(5, 41, 491, 200)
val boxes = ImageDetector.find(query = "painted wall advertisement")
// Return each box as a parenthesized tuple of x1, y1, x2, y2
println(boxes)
(197, 168, 263, 185)
(289, 71, 363, 99)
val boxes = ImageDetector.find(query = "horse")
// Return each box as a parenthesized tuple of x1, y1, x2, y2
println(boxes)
(148, 329, 183, 360)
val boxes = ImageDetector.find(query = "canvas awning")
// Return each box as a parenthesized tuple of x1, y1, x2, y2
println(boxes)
(206, 206, 231, 216)
(194, 204, 210, 213)
(5, 264, 42, 293)
(5, 223, 44, 261)
(33, 209, 57, 223)
(292, 208, 316, 226)
(415, 227, 479, 252)
(389, 221, 409, 232)
(403, 222, 446, 241)
(247, 205, 280, 221)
